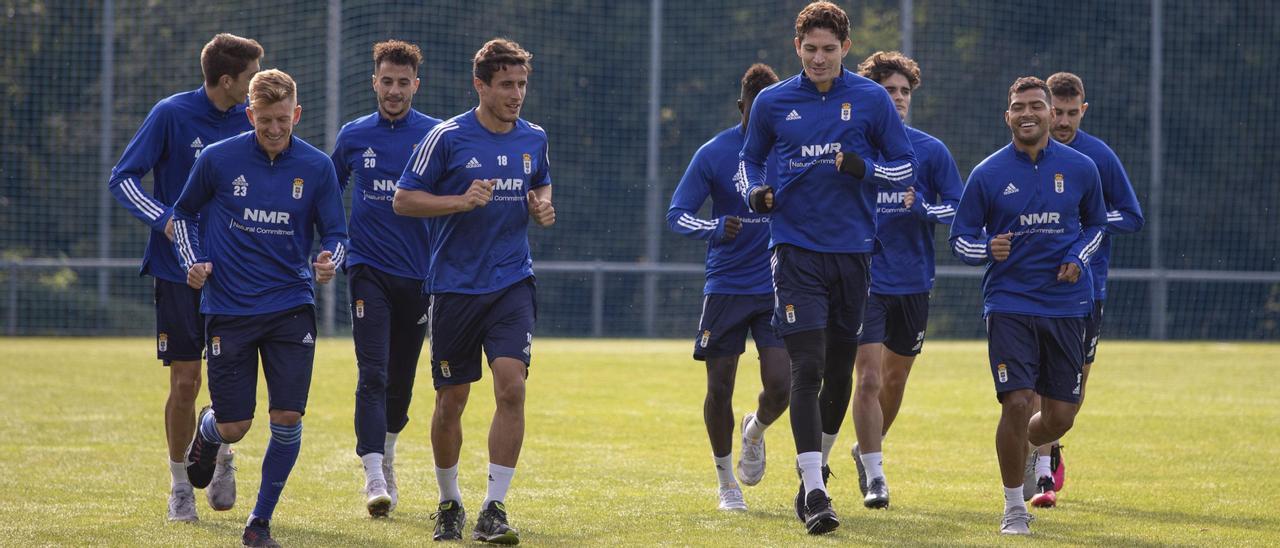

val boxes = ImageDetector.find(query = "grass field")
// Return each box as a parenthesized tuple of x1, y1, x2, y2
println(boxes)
(1, 338, 1278, 546)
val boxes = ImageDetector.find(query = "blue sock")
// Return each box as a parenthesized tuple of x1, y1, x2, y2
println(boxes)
(199, 410, 225, 445)
(253, 422, 303, 522)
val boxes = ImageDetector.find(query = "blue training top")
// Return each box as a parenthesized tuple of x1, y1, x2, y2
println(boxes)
(397, 108, 551, 295)
(172, 132, 349, 316)
(870, 126, 964, 295)
(739, 68, 918, 254)
(108, 87, 252, 283)
(949, 139, 1108, 318)
(1062, 129, 1144, 301)
(667, 124, 775, 295)
(332, 108, 442, 280)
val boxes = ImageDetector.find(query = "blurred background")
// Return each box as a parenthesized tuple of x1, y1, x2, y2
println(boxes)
(2, 0, 1277, 340)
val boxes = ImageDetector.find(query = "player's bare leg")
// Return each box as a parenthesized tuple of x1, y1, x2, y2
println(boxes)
(852, 343, 889, 508)
(704, 355, 747, 510)
(475, 358, 525, 543)
(166, 360, 202, 521)
(996, 389, 1034, 534)
(431, 383, 469, 540)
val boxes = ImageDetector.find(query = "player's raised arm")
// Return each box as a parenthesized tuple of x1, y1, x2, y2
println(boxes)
(1064, 163, 1108, 280)
(910, 142, 963, 225)
(949, 173, 992, 266)
(391, 120, 493, 217)
(108, 104, 173, 233)
(835, 89, 918, 190)
(170, 154, 216, 287)
(668, 146, 734, 242)
(1099, 147, 1145, 235)
(739, 95, 777, 213)
(313, 163, 350, 281)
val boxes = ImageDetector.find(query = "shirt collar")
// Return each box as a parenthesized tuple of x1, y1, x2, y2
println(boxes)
(797, 66, 849, 93)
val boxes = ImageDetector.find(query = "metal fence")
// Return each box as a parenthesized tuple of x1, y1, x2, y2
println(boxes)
(2, 0, 1277, 340)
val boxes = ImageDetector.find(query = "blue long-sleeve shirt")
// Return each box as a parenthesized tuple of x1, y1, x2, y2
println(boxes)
(397, 109, 551, 295)
(949, 140, 1108, 318)
(739, 68, 918, 254)
(108, 87, 252, 283)
(1063, 129, 1144, 300)
(871, 126, 964, 294)
(171, 132, 349, 316)
(666, 125, 774, 295)
(331, 109, 442, 280)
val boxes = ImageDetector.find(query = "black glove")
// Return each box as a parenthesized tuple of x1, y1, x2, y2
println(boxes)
(837, 151, 866, 179)
(748, 186, 774, 213)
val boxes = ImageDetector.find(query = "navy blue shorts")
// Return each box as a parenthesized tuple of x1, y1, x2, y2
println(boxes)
(428, 277, 536, 389)
(986, 312, 1085, 404)
(693, 293, 784, 360)
(350, 263, 429, 371)
(769, 245, 870, 341)
(154, 278, 203, 364)
(1084, 300, 1105, 365)
(859, 292, 930, 356)
(205, 305, 317, 423)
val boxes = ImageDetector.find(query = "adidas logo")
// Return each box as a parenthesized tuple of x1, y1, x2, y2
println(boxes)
(465, 157, 482, 169)
(233, 175, 247, 185)
(362, 147, 376, 158)
(417, 314, 428, 325)
(302, 333, 314, 345)
(1003, 183, 1020, 195)
(190, 137, 204, 148)
(785, 110, 802, 121)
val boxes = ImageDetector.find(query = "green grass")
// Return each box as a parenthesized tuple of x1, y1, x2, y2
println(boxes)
(1, 338, 1278, 546)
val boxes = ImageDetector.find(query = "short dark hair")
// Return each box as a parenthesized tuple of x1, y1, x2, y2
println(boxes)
(473, 38, 532, 84)
(1047, 72, 1085, 101)
(741, 63, 779, 101)
(857, 51, 921, 89)
(200, 33, 263, 87)
(795, 1, 850, 42)
(373, 40, 423, 73)
(1008, 76, 1050, 104)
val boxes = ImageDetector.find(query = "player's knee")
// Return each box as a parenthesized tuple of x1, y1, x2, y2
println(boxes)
(1000, 391, 1035, 417)
(218, 420, 252, 443)
(1044, 410, 1075, 435)
(434, 388, 469, 420)
(493, 380, 525, 410)
(705, 375, 734, 407)
(762, 383, 789, 412)
(855, 368, 883, 395)
(269, 410, 302, 426)
(169, 375, 200, 403)
(357, 369, 388, 395)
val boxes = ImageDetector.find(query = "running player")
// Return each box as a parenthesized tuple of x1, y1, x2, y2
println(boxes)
(331, 39, 441, 517)
(1021, 71, 1145, 507)
(107, 32, 261, 522)
(846, 51, 963, 509)
(394, 38, 554, 545)
(666, 63, 789, 512)
(739, 1, 917, 534)
(174, 69, 348, 547)
(949, 76, 1107, 535)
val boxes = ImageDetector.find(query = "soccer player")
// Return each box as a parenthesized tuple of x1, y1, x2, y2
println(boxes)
(107, 32, 261, 522)
(666, 63, 789, 512)
(393, 38, 553, 545)
(1020, 71, 1145, 507)
(738, 1, 917, 535)
(844, 51, 964, 508)
(948, 76, 1107, 535)
(174, 69, 348, 547)
(331, 40, 441, 517)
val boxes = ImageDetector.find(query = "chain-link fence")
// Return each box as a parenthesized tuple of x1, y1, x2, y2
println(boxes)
(2, 0, 1277, 339)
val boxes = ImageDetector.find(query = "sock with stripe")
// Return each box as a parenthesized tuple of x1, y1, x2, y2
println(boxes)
(252, 422, 303, 522)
